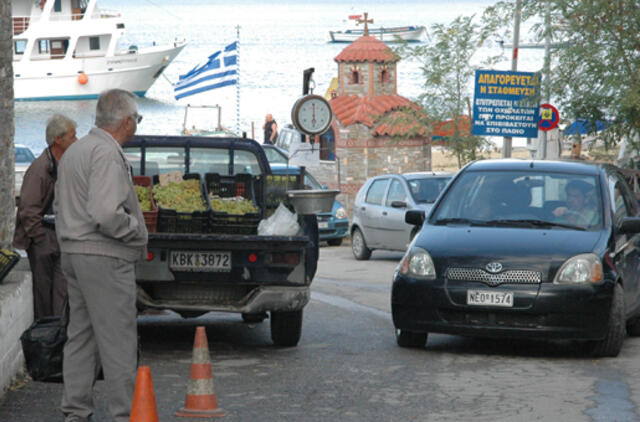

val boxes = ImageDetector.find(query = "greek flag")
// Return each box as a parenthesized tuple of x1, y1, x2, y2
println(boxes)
(174, 41, 238, 100)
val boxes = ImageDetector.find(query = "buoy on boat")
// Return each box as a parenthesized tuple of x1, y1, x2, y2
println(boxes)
(77, 72, 88, 85)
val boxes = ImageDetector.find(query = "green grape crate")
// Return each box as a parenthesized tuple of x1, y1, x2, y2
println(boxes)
(205, 173, 261, 234)
(133, 176, 158, 233)
(152, 173, 210, 233)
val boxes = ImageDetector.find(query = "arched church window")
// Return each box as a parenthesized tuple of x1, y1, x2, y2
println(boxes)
(380, 65, 391, 83)
(349, 65, 361, 84)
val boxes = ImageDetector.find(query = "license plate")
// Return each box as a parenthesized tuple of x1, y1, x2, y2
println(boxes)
(318, 222, 329, 229)
(170, 251, 231, 272)
(467, 290, 513, 307)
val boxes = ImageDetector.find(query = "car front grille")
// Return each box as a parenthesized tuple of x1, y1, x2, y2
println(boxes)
(446, 268, 541, 286)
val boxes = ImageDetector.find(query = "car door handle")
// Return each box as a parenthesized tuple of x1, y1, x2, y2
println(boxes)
(361, 207, 366, 211)
(382, 211, 388, 216)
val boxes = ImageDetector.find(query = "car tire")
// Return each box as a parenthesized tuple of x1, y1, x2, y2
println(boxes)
(270, 310, 303, 347)
(242, 312, 267, 324)
(626, 317, 640, 336)
(588, 283, 625, 357)
(351, 228, 372, 260)
(327, 238, 343, 247)
(396, 329, 427, 348)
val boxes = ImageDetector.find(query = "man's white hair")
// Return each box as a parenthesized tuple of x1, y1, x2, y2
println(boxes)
(95, 89, 138, 130)
(46, 114, 77, 146)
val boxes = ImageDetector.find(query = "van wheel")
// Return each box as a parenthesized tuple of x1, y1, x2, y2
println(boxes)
(396, 329, 427, 348)
(588, 283, 625, 357)
(270, 310, 302, 347)
(351, 228, 371, 260)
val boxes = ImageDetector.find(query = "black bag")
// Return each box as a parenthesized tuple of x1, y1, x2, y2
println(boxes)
(20, 301, 69, 383)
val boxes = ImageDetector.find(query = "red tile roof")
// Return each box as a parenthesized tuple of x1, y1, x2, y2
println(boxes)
(330, 94, 428, 137)
(373, 110, 430, 137)
(330, 94, 415, 127)
(334, 35, 397, 63)
(433, 116, 472, 138)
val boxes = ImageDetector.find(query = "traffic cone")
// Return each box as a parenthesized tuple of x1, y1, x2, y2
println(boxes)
(130, 366, 159, 422)
(175, 326, 227, 418)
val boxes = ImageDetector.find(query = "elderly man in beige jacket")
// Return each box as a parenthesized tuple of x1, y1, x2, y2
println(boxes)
(55, 89, 147, 422)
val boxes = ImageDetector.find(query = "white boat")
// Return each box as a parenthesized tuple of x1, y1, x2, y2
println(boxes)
(328, 25, 426, 43)
(11, 0, 186, 101)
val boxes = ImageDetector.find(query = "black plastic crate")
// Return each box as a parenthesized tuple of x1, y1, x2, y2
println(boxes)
(152, 173, 209, 233)
(205, 173, 262, 234)
(265, 173, 303, 210)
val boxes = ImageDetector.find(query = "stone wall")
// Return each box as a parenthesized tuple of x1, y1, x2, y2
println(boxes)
(0, 259, 33, 397)
(335, 123, 432, 218)
(0, 0, 15, 249)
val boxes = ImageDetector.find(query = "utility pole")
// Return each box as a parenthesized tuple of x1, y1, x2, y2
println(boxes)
(503, 0, 521, 158)
(0, 0, 15, 249)
(541, 0, 551, 159)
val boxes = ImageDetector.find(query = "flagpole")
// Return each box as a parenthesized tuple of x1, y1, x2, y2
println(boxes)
(236, 25, 240, 136)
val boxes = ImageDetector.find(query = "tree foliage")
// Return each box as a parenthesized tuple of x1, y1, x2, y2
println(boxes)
(389, 15, 499, 167)
(484, 0, 640, 153)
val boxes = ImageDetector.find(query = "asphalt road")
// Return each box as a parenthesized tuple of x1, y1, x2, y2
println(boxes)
(2, 245, 640, 421)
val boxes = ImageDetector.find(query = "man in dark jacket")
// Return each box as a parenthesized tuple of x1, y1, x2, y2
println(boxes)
(263, 113, 277, 145)
(13, 114, 78, 319)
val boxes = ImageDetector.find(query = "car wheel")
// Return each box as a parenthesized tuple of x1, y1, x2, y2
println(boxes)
(626, 317, 640, 336)
(588, 283, 625, 357)
(270, 310, 303, 347)
(327, 238, 343, 247)
(396, 329, 427, 348)
(242, 312, 267, 324)
(351, 228, 371, 260)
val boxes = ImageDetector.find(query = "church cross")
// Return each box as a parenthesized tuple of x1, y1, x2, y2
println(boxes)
(357, 12, 374, 36)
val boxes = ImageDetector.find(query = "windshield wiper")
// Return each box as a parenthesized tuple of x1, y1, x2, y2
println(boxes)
(434, 218, 488, 226)
(484, 219, 586, 231)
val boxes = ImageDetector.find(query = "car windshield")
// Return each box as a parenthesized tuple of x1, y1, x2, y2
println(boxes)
(431, 170, 603, 230)
(408, 177, 451, 203)
(263, 147, 288, 165)
(15, 147, 35, 164)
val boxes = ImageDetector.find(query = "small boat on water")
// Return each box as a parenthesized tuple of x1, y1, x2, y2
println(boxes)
(328, 14, 426, 43)
(11, 0, 186, 101)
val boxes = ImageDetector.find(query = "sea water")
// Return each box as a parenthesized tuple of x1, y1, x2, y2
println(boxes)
(14, 0, 545, 154)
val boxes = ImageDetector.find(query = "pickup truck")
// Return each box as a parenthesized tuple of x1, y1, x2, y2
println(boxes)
(123, 135, 319, 347)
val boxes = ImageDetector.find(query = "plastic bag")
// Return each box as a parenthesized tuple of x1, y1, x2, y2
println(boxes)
(258, 203, 300, 236)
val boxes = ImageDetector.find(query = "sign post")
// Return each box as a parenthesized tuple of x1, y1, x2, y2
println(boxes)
(472, 69, 541, 144)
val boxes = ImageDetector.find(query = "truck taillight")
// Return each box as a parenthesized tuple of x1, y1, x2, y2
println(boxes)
(146, 252, 154, 261)
(248, 253, 258, 263)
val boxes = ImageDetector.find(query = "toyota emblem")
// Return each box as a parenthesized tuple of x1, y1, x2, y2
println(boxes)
(486, 262, 503, 273)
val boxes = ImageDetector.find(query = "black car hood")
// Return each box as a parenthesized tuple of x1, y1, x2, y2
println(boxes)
(418, 225, 606, 282)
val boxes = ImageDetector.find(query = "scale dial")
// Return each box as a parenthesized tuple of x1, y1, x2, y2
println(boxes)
(291, 94, 333, 135)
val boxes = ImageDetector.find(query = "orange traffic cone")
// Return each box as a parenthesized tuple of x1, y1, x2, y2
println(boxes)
(175, 326, 227, 418)
(130, 366, 159, 422)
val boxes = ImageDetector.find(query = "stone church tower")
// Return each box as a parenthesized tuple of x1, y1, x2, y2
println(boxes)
(327, 31, 432, 216)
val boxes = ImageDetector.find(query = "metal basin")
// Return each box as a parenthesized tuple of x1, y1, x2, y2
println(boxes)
(287, 189, 340, 214)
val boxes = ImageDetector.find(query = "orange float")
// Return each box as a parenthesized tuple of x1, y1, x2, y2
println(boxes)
(77, 72, 88, 85)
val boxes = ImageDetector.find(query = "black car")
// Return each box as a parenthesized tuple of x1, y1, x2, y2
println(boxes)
(392, 159, 640, 357)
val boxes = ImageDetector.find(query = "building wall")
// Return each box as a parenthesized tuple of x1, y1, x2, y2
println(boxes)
(340, 62, 370, 97)
(334, 123, 431, 218)
(372, 63, 396, 96)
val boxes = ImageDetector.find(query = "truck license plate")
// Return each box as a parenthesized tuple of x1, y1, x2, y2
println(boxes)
(318, 222, 329, 229)
(170, 251, 231, 272)
(467, 290, 513, 307)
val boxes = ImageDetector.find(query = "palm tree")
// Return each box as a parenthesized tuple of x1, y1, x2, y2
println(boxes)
(0, 1, 15, 249)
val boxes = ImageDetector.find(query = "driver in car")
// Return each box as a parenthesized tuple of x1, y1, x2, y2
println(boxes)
(553, 180, 598, 226)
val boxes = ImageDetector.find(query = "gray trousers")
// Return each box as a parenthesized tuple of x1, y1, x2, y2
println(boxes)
(60, 253, 137, 422)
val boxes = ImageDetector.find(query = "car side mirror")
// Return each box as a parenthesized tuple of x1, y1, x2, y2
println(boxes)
(391, 200, 407, 209)
(617, 217, 640, 234)
(405, 209, 425, 225)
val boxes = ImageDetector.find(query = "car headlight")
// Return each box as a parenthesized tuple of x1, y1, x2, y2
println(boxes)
(335, 207, 347, 219)
(398, 247, 436, 280)
(553, 253, 603, 284)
